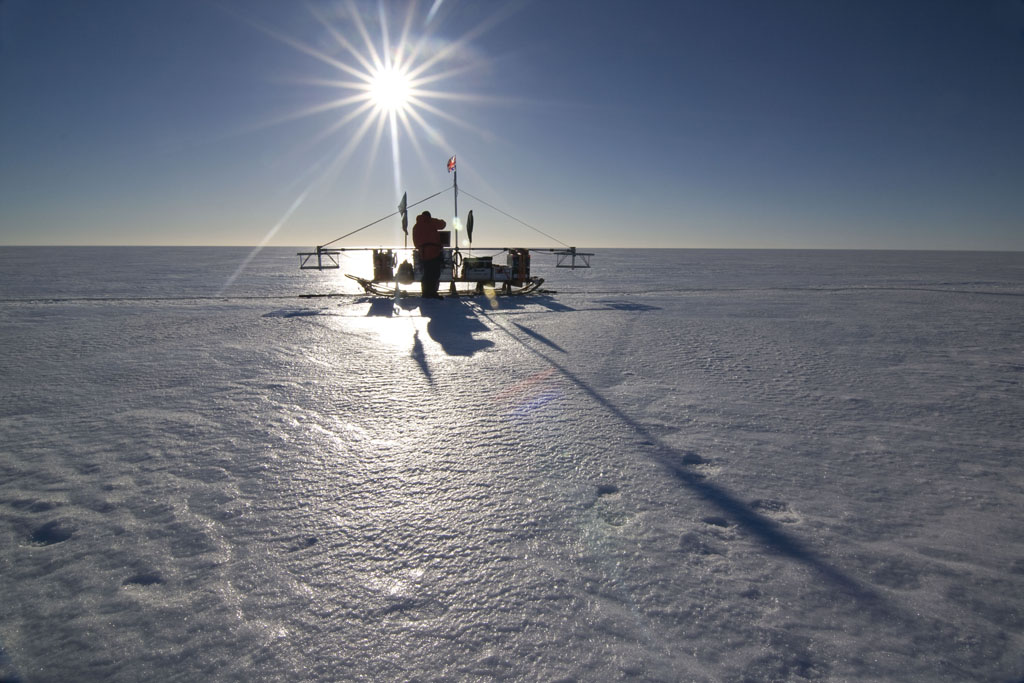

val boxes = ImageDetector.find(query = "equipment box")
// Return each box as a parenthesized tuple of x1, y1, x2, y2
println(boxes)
(413, 249, 454, 282)
(507, 249, 531, 281)
(462, 256, 493, 281)
(372, 249, 395, 281)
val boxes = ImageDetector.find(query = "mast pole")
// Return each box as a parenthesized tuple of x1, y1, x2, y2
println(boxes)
(453, 165, 459, 256)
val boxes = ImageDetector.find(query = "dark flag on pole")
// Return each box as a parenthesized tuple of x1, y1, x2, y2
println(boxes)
(466, 210, 474, 244)
(398, 192, 408, 235)
(447, 155, 456, 173)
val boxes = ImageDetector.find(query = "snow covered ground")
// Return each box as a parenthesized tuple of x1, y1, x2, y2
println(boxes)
(1, 247, 1022, 682)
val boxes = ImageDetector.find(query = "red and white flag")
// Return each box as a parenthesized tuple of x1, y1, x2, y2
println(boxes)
(447, 155, 456, 173)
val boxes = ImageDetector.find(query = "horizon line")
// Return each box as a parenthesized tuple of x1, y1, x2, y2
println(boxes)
(1, 244, 1022, 254)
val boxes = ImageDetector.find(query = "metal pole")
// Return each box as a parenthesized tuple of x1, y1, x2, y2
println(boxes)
(453, 168, 459, 258)
(452, 167, 459, 294)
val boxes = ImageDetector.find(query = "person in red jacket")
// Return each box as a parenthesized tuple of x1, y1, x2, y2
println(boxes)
(412, 211, 446, 299)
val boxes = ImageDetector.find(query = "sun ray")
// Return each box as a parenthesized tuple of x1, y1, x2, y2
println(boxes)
(394, 1, 418, 72)
(290, 76, 371, 90)
(402, 2, 524, 82)
(400, 107, 453, 172)
(388, 110, 402, 196)
(321, 109, 386, 183)
(218, 185, 312, 296)
(347, 0, 386, 72)
(243, 11, 367, 81)
(426, 0, 445, 24)
(399, 113, 431, 169)
(369, 112, 389, 167)
(405, 96, 495, 139)
(406, 62, 480, 89)
(377, 3, 393, 70)
(307, 2, 379, 77)
(304, 99, 378, 149)
(408, 88, 517, 105)
(225, 93, 372, 141)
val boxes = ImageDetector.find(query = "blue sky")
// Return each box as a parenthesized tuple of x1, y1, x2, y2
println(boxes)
(2, 0, 1023, 249)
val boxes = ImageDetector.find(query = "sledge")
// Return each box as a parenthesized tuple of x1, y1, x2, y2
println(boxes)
(297, 156, 591, 298)
(308, 246, 546, 298)
(343, 250, 547, 297)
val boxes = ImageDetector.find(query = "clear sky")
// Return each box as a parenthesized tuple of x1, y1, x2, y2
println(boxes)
(2, 0, 1023, 250)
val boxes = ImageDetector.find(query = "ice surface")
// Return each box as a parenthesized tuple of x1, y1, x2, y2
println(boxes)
(1, 247, 1023, 681)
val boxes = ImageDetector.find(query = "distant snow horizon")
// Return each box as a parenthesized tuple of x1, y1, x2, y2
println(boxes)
(2, 244, 1023, 253)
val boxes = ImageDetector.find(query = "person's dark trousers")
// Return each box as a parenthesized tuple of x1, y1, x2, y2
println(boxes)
(422, 257, 442, 297)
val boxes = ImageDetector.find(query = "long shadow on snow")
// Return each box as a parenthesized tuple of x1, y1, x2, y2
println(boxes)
(486, 313, 880, 605)
(512, 322, 566, 353)
(488, 293, 662, 315)
(410, 330, 431, 383)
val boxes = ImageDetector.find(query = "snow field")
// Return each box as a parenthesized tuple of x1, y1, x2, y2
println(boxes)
(1, 248, 1022, 681)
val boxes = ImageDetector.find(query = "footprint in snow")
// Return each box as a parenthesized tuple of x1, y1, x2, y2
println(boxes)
(29, 520, 73, 546)
(592, 483, 630, 526)
(681, 452, 706, 465)
(11, 498, 62, 513)
(749, 499, 801, 524)
(286, 536, 319, 553)
(674, 451, 721, 479)
(123, 572, 164, 587)
(680, 531, 725, 556)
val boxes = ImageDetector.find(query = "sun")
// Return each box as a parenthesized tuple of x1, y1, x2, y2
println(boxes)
(368, 64, 412, 115)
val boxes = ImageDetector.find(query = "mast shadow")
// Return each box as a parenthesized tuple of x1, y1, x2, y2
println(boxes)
(487, 314, 880, 604)
(594, 299, 662, 312)
(512, 322, 566, 353)
(486, 294, 577, 313)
